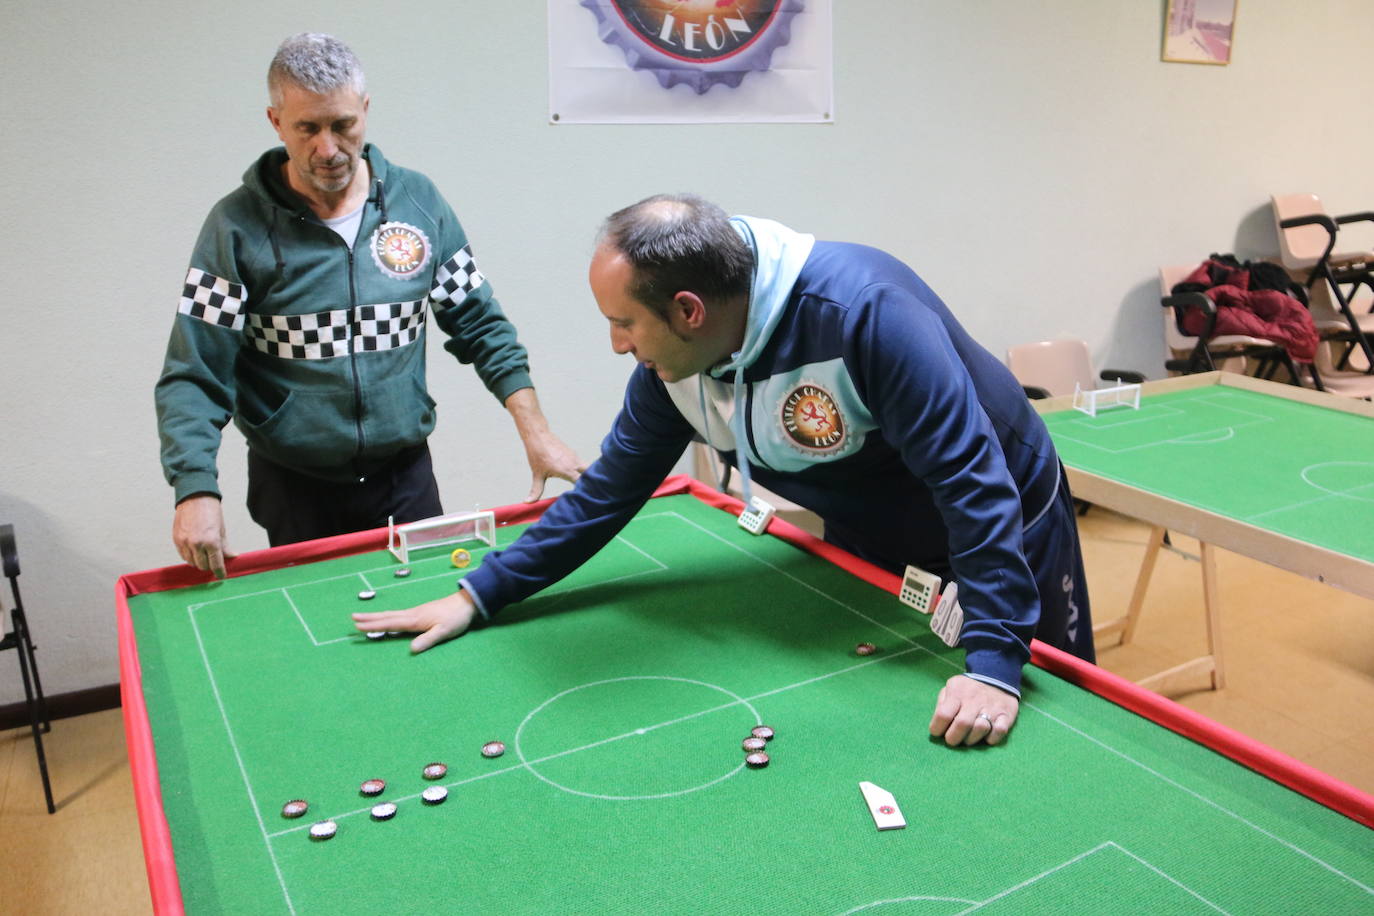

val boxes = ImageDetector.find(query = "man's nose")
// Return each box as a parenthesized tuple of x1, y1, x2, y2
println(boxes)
(315, 131, 340, 160)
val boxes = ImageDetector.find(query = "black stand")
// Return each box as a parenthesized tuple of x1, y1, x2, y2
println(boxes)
(1, 524, 55, 813)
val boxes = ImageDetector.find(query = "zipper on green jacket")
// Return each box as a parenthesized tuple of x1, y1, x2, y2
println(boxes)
(344, 246, 367, 476)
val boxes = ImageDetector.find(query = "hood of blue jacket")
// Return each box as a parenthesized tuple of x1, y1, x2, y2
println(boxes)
(707, 215, 815, 378)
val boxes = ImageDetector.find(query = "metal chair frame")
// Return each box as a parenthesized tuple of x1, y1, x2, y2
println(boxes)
(1, 523, 56, 813)
(1277, 211, 1374, 373)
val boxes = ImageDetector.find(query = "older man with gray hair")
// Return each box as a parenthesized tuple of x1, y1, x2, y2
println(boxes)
(156, 34, 583, 576)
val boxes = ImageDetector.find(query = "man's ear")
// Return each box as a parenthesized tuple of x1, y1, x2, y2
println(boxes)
(671, 291, 707, 330)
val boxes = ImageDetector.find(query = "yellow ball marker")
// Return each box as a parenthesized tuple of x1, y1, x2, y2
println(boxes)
(450, 548, 472, 569)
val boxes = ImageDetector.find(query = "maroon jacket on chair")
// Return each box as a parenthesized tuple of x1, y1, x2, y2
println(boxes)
(1176, 259, 1319, 362)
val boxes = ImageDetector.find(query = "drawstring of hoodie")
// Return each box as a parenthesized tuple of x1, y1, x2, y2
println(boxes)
(268, 209, 286, 276)
(723, 219, 759, 506)
(696, 375, 756, 503)
(370, 176, 388, 224)
(728, 367, 754, 505)
(693, 216, 790, 508)
(263, 154, 386, 285)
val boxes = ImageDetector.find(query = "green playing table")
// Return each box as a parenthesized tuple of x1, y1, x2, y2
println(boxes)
(118, 477, 1373, 915)
(1033, 371, 1374, 691)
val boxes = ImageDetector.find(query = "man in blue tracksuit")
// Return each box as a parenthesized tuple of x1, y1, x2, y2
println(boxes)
(356, 194, 1093, 748)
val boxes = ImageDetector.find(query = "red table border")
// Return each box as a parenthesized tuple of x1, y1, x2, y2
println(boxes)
(116, 475, 1374, 914)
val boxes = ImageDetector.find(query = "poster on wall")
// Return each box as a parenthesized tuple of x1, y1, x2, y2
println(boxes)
(1162, 0, 1238, 65)
(548, 0, 834, 124)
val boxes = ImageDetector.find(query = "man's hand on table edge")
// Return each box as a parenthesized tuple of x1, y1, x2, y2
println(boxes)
(929, 674, 1019, 747)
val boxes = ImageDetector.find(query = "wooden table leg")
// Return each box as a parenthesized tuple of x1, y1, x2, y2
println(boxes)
(1094, 525, 1225, 695)
(1200, 541, 1226, 690)
(1093, 524, 1166, 647)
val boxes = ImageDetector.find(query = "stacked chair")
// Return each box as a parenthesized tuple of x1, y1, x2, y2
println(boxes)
(1271, 193, 1374, 375)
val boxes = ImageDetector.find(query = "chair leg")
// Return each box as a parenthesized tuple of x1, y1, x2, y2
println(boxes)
(1334, 340, 1356, 372)
(12, 608, 55, 813)
(1324, 268, 1374, 372)
(1276, 351, 1304, 388)
(1336, 305, 1374, 371)
(8, 578, 50, 732)
(1190, 345, 1216, 374)
(1305, 361, 1326, 391)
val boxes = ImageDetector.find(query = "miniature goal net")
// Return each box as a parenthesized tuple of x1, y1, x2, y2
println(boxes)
(1072, 381, 1142, 418)
(387, 510, 496, 564)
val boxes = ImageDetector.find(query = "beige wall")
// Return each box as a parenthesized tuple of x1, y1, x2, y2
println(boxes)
(3, 0, 1372, 703)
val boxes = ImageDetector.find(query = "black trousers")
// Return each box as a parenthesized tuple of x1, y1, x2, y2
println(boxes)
(246, 445, 443, 547)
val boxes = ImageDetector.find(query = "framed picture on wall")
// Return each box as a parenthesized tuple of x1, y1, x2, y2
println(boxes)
(1162, 0, 1238, 65)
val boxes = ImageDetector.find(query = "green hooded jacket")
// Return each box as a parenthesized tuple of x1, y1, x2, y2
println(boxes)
(155, 144, 532, 503)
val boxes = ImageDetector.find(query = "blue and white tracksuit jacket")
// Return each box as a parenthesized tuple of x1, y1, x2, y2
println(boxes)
(461, 217, 1092, 694)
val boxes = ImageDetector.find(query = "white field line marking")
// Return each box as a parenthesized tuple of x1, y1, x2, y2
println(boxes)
(659, 512, 948, 660)
(276, 651, 926, 832)
(512, 676, 759, 801)
(1023, 704, 1373, 896)
(515, 535, 670, 616)
(1111, 842, 1230, 914)
(954, 842, 1118, 915)
(837, 842, 1225, 915)
(1243, 485, 1374, 523)
(188, 606, 297, 914)
(281, 590, 320, 647)
(195, 525, 673, 642)
(1052, 393, 1276, 455)
(1054, 417, 1267, 455)
(1168, 428, 1235, 444)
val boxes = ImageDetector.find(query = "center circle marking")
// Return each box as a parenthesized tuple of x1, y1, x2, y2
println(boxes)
(514, 676, 761, 801)
(1300, 461, 1374, 503)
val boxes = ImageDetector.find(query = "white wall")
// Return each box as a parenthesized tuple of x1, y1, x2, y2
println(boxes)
(3, 0, 1373, 704)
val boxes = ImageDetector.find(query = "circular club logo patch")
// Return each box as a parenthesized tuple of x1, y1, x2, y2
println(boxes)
(779, 383, 846, 455)
(580, 0, 804, 94)
(370, 222, 431, 280)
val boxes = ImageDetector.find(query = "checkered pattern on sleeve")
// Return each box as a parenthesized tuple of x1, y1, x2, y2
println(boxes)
(245, 299, 426, 360)
(178, 268, 247, 331)
(429, 245, 487, 316)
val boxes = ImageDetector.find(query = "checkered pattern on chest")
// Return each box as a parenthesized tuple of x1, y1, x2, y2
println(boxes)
(244, 299, 427, 360)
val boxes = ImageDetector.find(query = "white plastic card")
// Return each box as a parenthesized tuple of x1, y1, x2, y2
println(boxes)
(858, 781, 906, 831)
(930, 582, 964, 648)
(737, 497, 776, 536)
(898, 564, 942, 615)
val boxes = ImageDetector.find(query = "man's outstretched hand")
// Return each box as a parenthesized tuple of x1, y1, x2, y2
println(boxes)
(352, 590, 478, 653)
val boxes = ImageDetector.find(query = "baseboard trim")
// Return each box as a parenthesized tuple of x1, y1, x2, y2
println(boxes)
(0, 683, 120, 731)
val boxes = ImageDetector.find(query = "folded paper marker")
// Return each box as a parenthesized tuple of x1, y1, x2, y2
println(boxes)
(859, 781, 906, 831)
